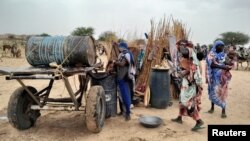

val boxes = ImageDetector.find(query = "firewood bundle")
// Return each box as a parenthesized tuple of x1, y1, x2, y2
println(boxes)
(135, 16, 190, 99)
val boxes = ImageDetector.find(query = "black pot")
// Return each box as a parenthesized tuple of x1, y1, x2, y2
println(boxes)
(139, 116, 163, 128)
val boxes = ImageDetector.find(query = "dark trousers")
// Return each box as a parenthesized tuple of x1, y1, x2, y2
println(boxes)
(127, 79, 134, 103)
(117, 79, 131, 115)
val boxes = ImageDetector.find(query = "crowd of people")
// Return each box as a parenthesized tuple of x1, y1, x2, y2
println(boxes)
(108, 39, 236, 131)
(167, 40, 236, 131)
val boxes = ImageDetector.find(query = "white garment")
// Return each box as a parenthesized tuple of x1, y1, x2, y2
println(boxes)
(123, 53, 136, 76)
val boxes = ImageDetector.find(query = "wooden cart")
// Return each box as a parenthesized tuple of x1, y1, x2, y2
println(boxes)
(0, 65, 106, 133)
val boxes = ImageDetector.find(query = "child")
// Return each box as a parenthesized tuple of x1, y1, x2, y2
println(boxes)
(221, 51, 236, 86)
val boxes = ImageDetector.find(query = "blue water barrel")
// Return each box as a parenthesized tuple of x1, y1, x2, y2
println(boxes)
(91, 73, 117, 118)
(25, 36, 96, 67)
(149, 68, 170, 109)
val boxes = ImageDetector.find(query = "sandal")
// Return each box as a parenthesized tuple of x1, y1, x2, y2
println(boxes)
(171, 117, 183, 124)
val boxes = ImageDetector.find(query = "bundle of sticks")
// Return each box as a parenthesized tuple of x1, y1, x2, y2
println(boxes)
(135, 16, 190, 100)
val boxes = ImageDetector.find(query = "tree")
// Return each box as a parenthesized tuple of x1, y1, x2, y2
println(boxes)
(39, 33, 50, 37)
(71, 27, 94, 36)
(98, 31, 118, 42)
(216, 32, 249, 46)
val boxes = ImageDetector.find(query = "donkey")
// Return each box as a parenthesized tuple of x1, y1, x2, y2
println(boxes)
(11, 45, 21, 58)
(2, 44, 21, 58)
(236, 48, 250, 70)
(3, 45, 12, 53)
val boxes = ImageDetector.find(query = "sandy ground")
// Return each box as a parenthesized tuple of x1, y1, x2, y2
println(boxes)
(0, 55, 250, 141)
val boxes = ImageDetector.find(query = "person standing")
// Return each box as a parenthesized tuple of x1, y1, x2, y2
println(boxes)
(206, 40, 233, 118)
(114, 42, 134, 121)
(171, 40, 204, 131)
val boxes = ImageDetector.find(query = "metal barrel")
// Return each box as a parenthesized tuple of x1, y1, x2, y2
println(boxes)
(91, 73, 117, 118)
(149, 68, 170, 109)
(25, 36, 96, 67)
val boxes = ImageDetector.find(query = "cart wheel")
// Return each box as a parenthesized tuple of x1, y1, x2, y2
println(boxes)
(85, 86, 106, 133)
(7, 86, 41, 130)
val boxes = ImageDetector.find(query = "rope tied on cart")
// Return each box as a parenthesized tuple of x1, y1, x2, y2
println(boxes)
(49, 37, 85, 78)
(49, 62, 65, 78)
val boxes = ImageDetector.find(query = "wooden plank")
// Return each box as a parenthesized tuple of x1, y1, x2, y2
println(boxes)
(0, 66, 56, 75)
(6, 75, 61, 80)
(62, 67, 94, 75)
(63, 77, 79, 109)
(31, 105, 85, 111)
(0, 66, 97, 76)
(16, 79, 41, 106)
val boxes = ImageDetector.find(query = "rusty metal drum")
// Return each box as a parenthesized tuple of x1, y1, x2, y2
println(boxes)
(26, 36, 96, 67)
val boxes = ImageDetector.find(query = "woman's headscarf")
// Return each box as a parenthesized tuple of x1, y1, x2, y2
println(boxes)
(118, 42, 135, 65)
(206, 40, 226, 83)
(176, 39, 193, 49)
(210, 40, 226, 63)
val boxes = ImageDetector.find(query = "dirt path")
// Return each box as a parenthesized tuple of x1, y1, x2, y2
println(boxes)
(0, 57, 249, 141)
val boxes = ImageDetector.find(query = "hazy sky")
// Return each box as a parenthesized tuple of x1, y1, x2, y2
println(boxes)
(1, 0, 250, 45)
